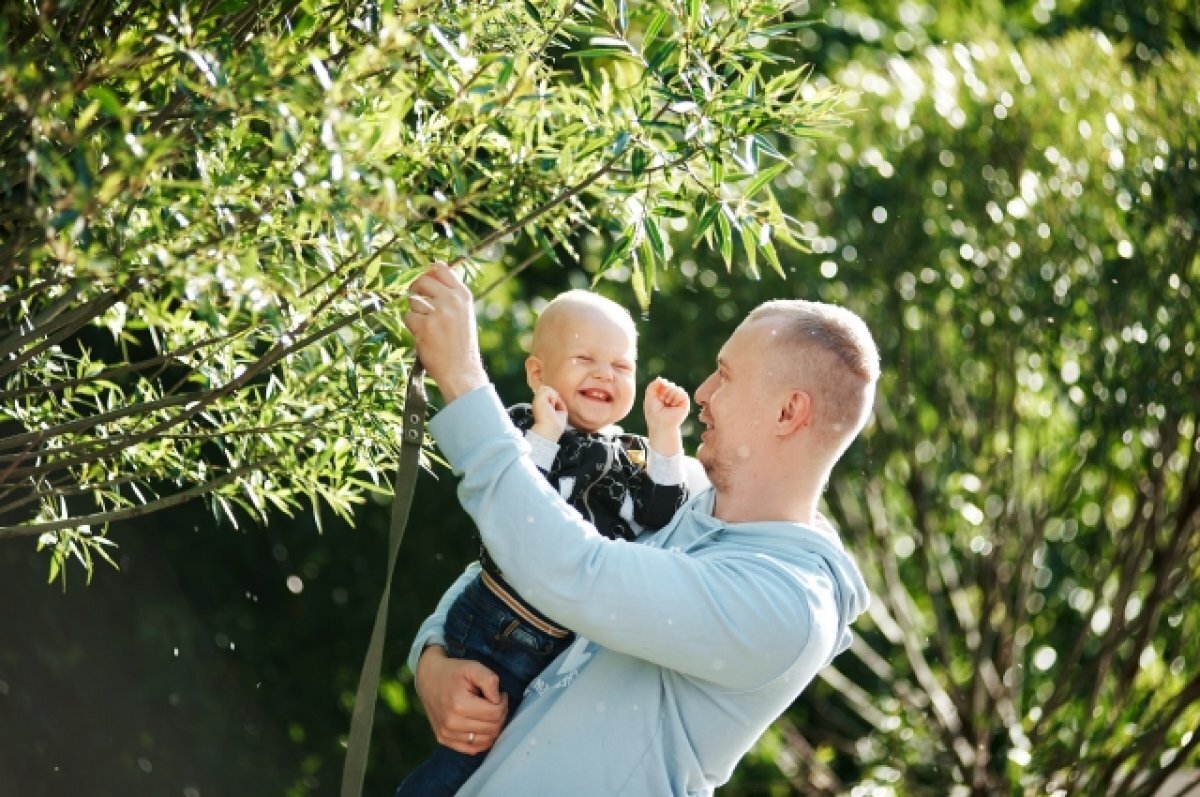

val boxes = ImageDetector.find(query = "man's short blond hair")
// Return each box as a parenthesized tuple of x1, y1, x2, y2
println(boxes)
(531, 290, 638, 355)
(746, 299, 880, 454)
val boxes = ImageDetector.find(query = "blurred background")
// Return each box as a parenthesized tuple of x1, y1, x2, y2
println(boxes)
(2, 0, 1198, 795)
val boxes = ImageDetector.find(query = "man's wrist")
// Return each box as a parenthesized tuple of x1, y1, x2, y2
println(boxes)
(416, 645, 447, 680)
(436, 366, 490, 403)
(414, 644, 447, 703)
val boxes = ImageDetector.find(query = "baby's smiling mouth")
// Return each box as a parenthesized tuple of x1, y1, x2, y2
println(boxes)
(579, 388, 612, 402)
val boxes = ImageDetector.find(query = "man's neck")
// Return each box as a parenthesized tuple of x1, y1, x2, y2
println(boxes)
(711, 483, 816, 526)
(706, 442, 830, 526)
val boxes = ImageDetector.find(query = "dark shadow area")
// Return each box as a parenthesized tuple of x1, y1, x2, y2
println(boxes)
(0, 464, 476, 797)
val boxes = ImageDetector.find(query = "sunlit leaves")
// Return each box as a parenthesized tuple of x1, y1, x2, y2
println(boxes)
(1, 0, 841, 579)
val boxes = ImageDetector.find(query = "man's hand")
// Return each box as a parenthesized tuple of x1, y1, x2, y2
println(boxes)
(530, 385, 568, 442)
(644, 377, 689, 458)
(414, 646, 509, 754)
(402, 263, 489, 402)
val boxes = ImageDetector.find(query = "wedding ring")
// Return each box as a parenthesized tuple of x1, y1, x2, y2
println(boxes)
(468, 732, 476, 744)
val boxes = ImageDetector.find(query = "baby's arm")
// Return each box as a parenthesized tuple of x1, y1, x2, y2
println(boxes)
(632, 377, 690, 530)
(643, 377, 689, 457)
(519, 386, 568, 473)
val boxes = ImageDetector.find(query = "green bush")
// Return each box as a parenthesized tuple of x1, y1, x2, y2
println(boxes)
(761, 30, 1200, 796)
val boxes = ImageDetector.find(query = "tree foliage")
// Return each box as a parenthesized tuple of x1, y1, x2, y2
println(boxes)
(1, 0, 840, 578)
(758, 29, 1199, 797)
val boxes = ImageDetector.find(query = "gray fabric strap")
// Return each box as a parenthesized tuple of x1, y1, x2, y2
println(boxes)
(340, 362, 428, 797)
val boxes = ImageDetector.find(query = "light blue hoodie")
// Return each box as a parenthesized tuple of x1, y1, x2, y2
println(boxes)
(407, 386, 869, 796)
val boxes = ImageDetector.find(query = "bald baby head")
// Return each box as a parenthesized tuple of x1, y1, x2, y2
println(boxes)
(531, 290, 638, 357)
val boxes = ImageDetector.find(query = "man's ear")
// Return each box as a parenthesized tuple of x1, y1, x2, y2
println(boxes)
(525, 355, 544, 392)
(777, 389, 812, 435)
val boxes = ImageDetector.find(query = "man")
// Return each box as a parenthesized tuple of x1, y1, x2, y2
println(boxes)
(401, 263, 880, 796)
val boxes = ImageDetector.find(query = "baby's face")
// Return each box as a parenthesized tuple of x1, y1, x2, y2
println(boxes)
(531, 309, 637, 433)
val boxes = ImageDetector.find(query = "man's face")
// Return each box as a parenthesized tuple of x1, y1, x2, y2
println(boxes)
(693, 318, 779, 487)
(528, 308, 637, 433)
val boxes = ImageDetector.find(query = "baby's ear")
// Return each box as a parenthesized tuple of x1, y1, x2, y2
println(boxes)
(525, 355, 544, 391)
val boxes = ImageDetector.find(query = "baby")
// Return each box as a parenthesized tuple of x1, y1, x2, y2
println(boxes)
(396, 289, 690, 797)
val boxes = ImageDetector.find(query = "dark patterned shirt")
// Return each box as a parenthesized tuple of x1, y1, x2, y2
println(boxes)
(478, 403, 689, 622)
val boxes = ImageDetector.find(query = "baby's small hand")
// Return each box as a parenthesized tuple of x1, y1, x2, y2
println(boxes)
(530, 385, 568, 441)
(644, 377, 690, 432)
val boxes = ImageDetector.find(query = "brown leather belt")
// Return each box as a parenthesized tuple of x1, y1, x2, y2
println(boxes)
(480, 569, 571, 638)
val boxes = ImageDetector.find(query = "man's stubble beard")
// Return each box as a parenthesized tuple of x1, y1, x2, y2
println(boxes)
(697, 444, 730, 493)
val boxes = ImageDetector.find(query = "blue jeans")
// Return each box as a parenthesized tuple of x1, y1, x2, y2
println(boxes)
(395, 575, 572, 797)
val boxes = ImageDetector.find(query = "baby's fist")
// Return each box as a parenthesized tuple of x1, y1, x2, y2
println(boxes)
(644, 377, 690, 430)
(530, 385, 568, 441)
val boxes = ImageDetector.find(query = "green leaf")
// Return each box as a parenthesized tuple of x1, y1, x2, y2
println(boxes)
(76, 99, 102, 132)
(599, 230, 634, 274)
(631, 146, 648, 177)
(694, 201, 720, 239)
(630, 243, 652, 312)
(645, 41, 677, 72)
(760, 236, 784, 278)
(643, 12, 669, 52)
(650, 203, 689, 219)
(740, 223, 759, 279)
(742, 161, 788, 199)
(86, 85, 125, 118)
(532, 226, 561, 265)
(640, 240, 657, 305)
(497, 56, 515, 86)
(567, 48, 640, 61)
(758, 20, 819, 35)
(710, 158, 725, 185)
(716, 207, 733, 271)
(643, 216, 665, 261)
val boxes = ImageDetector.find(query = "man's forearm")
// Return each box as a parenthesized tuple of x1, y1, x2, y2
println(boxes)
(407, 563, 480, 674)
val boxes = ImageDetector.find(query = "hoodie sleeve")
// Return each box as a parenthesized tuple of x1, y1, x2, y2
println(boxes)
(429, 386, 861, 691)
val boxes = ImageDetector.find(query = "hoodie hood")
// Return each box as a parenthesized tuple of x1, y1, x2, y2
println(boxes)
(664, 487, 870, 662)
